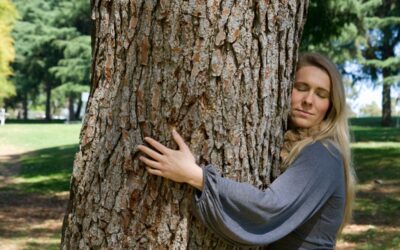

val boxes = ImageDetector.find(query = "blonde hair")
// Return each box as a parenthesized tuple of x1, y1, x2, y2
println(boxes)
(283, 52, 356, 234)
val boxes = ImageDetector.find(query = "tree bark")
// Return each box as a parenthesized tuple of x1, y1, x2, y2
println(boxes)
(23, 93, 28, 120)
(381, 81, 391, 126)
(381, 51, 392, 126)
(68, 94, 75, 121)
(61, 0, 308, 249)
(75, 97, 83, 120)
(45, 82, 52, 121)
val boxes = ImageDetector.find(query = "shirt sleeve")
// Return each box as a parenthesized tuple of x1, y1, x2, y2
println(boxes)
(191, 141, 343, 246)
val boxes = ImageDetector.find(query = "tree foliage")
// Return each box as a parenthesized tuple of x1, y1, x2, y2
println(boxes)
(8, 0, 91, 119)
(0, 0, 18, 105)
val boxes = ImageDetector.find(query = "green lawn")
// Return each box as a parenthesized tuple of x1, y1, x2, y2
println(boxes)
(0, 119, 399, 249)
(0, 124, 81, 194)
(0, 124, 81, 151)
(0, 124, 81, 250)
(340, 117, 400, 249)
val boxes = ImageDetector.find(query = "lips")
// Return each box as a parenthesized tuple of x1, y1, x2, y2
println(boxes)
(294, 109, 314, 117)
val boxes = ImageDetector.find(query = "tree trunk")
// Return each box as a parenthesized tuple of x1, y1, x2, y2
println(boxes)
(61, 1, 308, 249)
(45, 82, 52, 121)
(75, 97, 83, 120)
(381, 70, 392, 126)
(69, 94, 75, 121)
(23, 93, 28, 120)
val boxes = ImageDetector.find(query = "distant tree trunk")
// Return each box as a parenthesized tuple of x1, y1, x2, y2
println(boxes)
(68, 94, 75, 121)
(74, 97, 82, 120)
(61, 1, 308, 249)
(45, 82, 52, 121)
(381, 81, 391, 126)
(22, 94, 28, 120)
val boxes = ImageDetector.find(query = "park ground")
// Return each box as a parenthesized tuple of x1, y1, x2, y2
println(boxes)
(0, 118, 399, 249)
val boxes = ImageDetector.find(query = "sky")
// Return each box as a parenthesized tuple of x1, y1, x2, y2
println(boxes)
(349, 84, 400, 115)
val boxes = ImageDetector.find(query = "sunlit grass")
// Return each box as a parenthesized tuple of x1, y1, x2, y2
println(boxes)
(0, 124, 81, 151)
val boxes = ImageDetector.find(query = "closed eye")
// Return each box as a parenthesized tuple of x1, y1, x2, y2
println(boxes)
(294, 82, 309, 91)
(316, 90, 330, 99)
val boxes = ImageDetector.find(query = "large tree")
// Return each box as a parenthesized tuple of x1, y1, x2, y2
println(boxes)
(61, 0, 309, 248)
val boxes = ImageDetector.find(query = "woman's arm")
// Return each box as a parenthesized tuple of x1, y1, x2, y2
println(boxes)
(137, 130, 204, 190)
(137, 131, 343, 246)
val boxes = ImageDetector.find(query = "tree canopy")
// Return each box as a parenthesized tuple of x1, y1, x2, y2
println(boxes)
(0, 0, 18, 105)
(8, 0, 90, 119)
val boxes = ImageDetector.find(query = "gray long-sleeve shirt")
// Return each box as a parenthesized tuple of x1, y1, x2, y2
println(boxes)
(192, 141, 345, 249)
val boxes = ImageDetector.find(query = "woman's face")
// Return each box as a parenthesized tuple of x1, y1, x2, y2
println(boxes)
(290, 66, 331, 129)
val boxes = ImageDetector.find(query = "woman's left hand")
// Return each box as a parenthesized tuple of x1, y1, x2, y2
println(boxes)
(137, 130, 204, 190)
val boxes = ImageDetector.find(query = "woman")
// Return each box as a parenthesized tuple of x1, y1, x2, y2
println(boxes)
(137, 52, 356, 249)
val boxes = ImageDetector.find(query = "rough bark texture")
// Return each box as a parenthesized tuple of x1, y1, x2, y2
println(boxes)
(61, 0, 308, 249)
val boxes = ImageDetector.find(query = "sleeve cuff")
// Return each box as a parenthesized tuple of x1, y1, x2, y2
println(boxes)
(193, 164, 217, 203)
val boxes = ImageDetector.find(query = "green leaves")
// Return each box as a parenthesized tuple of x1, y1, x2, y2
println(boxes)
(0, 0, 18, 105)
(9, 0, 91, 117)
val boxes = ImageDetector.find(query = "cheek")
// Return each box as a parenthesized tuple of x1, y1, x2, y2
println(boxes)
(291, 90, 302, 106)
(318, 100, 331, 118)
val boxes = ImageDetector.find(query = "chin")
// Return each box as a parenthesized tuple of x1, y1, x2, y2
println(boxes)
(290, 117, 314, 129)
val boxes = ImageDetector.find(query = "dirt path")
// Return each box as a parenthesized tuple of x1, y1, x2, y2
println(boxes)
(0, 146, 69, 250)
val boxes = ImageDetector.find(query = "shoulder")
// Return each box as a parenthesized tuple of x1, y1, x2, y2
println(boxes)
(301, 140, 342, 161)
(293, 140, 344, 173)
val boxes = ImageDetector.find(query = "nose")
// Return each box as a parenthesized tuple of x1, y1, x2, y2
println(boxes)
(303, 92, 313, 106)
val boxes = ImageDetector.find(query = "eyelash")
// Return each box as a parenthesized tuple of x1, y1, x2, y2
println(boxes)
(295, 85, 329, 99)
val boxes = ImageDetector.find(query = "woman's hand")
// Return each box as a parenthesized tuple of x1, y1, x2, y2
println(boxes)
(137, 130, 204, 190)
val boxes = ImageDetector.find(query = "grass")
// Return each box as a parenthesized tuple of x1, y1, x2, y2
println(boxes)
(0, 124, 81, 250)
(334, 117, 400, 249)
(10, 144, 79, 194)
(0, 118, 399, 249)
(0, 124, 81, 151)
(0, 124, 81, 194)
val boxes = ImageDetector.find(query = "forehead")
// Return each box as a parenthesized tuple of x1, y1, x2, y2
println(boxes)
(295, 66, 331, 91)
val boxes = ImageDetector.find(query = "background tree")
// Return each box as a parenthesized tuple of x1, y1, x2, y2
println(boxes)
(50, 35, 91, 120)
(300, 0, 360, 64)
(61, 0, 309, 248)
(0, 0, 18, 106)
(8, 0, 90, 120)
(355, 0, 400, 126)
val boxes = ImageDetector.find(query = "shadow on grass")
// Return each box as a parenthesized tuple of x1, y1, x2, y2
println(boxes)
(352, 146, 400, 183)
(342, 227, 400, 249)
(351, 126, 400, 142)
(25, 241, 60, 250)
(354, 190, 400, 226)
(349, 116, 400, 127)
(349, 116, 400, 143)
(1, 144, 78, 194)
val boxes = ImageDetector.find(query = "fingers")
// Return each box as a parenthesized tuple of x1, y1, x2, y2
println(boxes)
(172, 129, 189, 151)
(139, 156, 163, 177)
(144, 137, 170, 154)
(146, 167, 163, 177)
(139, 156, 161, 169)
(137, 145, 163, 161)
